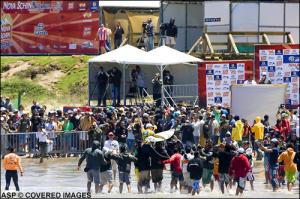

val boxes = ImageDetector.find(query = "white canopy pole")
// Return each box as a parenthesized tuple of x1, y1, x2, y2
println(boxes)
(160, 65, 164, 107)
(123, 64, 126, 106)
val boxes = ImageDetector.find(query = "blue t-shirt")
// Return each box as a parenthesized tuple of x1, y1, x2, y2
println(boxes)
(269, 148, 279, 168)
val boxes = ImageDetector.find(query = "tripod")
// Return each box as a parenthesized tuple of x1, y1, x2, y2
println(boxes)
(91, 81, 110, 107)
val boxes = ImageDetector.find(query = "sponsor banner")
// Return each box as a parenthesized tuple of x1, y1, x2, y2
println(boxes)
(255, 44, 300, 106)
(198, 60, 253, 108)
(1, 1, 99, 55)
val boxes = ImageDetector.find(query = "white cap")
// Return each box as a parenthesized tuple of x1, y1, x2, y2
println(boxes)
(271, 138, 278, 143)
(146, 123, 153, 128)
(246, 148, 253, 156)
(181, 107, 186, 112)
(237, 148, 245, 154)
(170, 107, 175, 112)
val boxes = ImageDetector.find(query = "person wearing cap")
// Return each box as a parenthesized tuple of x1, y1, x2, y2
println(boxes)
(223, 131, 239, 149)
(103, 132, 119, 181)
(142, 123, 155, 142)
(229, 148, 251, 196)
(278, 143, 297, 191)
(258, 72, 271, 84)
(219, 114, 229, 143)
(252, 116, 265, 160)
(78, 140, 106, 194)
(257, 138, 280, 191)
(36, 126, 49, 163)
(3, 146, 23, 191)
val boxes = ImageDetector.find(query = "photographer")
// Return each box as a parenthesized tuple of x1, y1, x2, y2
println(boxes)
(144, 18, 154, 51)
(108, 67, 122, 107)
(96, 67, 109, 107)
(159, 23, 167, 46)
(166, 17, 177, 48)
(152, 73, 162, 107)
(163, 70, 174, 106)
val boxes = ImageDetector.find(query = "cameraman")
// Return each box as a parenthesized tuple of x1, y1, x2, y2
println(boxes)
(159, 23, 167, 46)
(163, 70, 174, 106)
(166, 17, 177, 48)
(144, 18, 154, 51)
(96, 67, 109, 107)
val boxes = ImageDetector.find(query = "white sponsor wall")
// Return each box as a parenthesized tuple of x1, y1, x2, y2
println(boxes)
(231, 84, 287, 125)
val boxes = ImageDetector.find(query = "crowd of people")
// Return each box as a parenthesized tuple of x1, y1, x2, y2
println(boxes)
(2, 96, 299, 195)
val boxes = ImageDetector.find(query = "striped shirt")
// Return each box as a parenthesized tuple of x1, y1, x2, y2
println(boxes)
(98, 27, 107, 41)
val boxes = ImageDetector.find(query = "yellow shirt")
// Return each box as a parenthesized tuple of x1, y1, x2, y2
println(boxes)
(232, 120, 244, 141)
(141, 128, 155, 141)
(3, 153, 23, 172)
(252, 122, 264, 140)
(278, 148, 297, 172)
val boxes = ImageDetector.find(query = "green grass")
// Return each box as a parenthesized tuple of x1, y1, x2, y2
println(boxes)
(1, 78, 52, 100)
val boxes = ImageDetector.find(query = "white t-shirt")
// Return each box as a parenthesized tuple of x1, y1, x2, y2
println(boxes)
(181, 153, 194, 173)
(103, 139, 119, 153)
(192, 120, 201, 137)
(36, 131, 48, 143)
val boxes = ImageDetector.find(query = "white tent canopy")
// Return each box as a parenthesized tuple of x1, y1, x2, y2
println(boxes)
(88, 45, 203, 106)
(147, 45, 203, 65)
(88, 44, 149, 64)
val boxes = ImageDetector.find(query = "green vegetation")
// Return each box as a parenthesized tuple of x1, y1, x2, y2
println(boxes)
(0, 55, 94, 108)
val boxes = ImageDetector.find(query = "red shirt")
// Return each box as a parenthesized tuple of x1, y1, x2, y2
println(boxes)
(163, 153, 182, 173)
(282, 119, 290, 136)
(98, 27, 107, 41)
(229, 154, 250, 178)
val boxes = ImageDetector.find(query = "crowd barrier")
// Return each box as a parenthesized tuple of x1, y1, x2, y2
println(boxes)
(1, 131, 92, 157)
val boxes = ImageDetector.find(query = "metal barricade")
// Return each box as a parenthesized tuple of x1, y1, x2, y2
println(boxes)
(163, 84, 199, 107)
(0, 131, 90, 157)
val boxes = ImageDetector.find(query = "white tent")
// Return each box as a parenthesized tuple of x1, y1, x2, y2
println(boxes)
(147, 46, 203, 106)
(88, 45, 203, 106)
(88, 45, 149, 105)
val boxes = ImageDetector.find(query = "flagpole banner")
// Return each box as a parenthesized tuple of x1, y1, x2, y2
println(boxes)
(1, 1, 99, 55)
(254, 44, 300, 107)
(198, 60, 253, 108)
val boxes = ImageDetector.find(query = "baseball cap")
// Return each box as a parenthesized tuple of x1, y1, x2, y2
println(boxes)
(146, 123, 153, 128)
(226, 131, 231, 136)
(271, 138, 278, 143)
(221, 114, 226, 117)
(237, 148, 245, 154)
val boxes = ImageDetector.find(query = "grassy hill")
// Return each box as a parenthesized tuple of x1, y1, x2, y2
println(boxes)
(1, 55, 93, 110)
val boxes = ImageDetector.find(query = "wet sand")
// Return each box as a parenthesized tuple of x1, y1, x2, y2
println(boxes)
(1, 157, 299, 198)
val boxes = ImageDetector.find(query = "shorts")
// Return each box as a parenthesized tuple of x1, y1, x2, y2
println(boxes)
(235, 177, 246, 190)
(246, 171, 255, 181)
(166, 36, 176, 45)
(151, 169, 163, 183)
(172, 172, 184, 182)
(99, 40, 106, 47)
(100, 170, 113, 185)
(39, 142, 47, 156)
(202, 168, 213, 185)
(87, 169, 100, 184)
(219, 173, 230, 184)
(192, 180, 200, 191)
(285, 170, 296, 183)
(138, 170, 150, 186)
(119, 171, 131, 184)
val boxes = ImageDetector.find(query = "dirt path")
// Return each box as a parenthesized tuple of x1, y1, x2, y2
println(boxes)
(36, 70, 65, 90)
(2, 61, 31, 79)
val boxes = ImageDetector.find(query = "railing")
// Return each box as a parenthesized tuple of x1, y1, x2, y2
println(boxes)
(163, 84, 199, 107)
(1, 131, 93, 157)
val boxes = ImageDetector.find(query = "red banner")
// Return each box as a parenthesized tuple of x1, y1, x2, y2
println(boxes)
(198, 60, 253, 108)
(1, 1, 99, 55)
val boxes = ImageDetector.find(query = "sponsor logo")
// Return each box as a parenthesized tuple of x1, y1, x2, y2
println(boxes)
(223, 92, 230, 97)
(83, 12, 92, 18)
(283, 49, 290, 55)
(229, 63, 237, 69)
(268, 61, 275, 66)
(214, 75, 222, 81)
(81, 41, 93, 49)
(206, 70, 214, 75)
(268, 50, 275, 55)
(275, 71, 283, 77)
(284, 72, 291, 76)
(214, 97, 222, 103)
(237, 69, 244, 74)
(68, 2, 74, 10)
(260, 56, 267, 61)
(53, 44, 59, 49)
(237, 75, 244, 80)
(260, 61, 268, 67)
(231, 80, 236, 85)
(69, 43, 77, 50)
(275, 78, 283, 82)
(292, 88, 299, 93)
(291, 49, 299, 55)
(215, 92, 222, 97)
(215, 87, 222, 91)
(207, 76, 213, 81)
(237, 80, 244, 84)
(222, 64, 229, 69)
(90, 1, 99, 11)
(259, 50, 268, 56)
(60, 45, 67, 49)
(276, 61, 283, 66)
(230, 74, 236, 79)
(275, 55, 283, 60)
(207, 92, 214, 97)
(223, 102, 230, 107)
(214, 64, 221, 69)
(50, 1, 63, 12)
(268, 66, 276, 72)
(215, 80, 221, 86)
(292, 77, 299, 83)
(291, 71, 299, 77)
(214, 70, 222, 75)
(222, 69, 229, 75)
(37, 44, 44, 50)
(283, 55, 300, 63)
(222, 75, 229, 80)
(206, 81, 214, 86)
(29, 45, 36, 49)
(275, 49, 283, 55)
(283, 77, 291, 83)
(268, 72, 274, 77)
(260, 67, 267, 72)
(207, 87, 214, 91)
(83, 27, 92, 37)
(206, 64, 213, 70)
(229, 70, 236, 74)
(222, 87, 229, 91)
(237, 63, 245, 68)
(34, 23, 48, 36)
(268, 56, 275, 61)
(79, 2, 87, 11)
